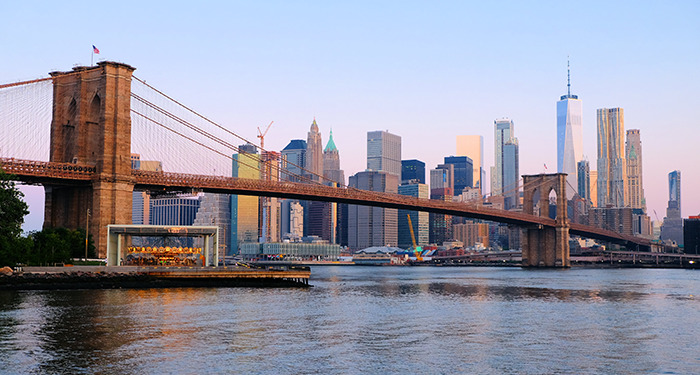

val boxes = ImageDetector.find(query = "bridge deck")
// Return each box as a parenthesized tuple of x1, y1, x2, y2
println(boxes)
(1, 157, 650, 247)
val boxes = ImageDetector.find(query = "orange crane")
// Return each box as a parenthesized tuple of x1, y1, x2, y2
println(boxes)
(257, 121, 274, 150)
(407, 214, 423, 261)
(257, 121, 274, 243)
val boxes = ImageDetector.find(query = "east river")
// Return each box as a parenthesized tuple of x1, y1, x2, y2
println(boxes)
(1, 266, 698, 374)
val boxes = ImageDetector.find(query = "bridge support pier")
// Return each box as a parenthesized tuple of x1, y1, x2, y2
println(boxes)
(521, 173, 570, 268)
(521, 225, 570, 267)
(44, 62, 135, 258)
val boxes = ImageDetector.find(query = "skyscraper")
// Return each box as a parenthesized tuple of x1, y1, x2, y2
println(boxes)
(348, 170, 398, 249)
(684, 216, 700, 255)
(444, 156, 473, 195)
(430, 163, 454, 191)
(281, 139, 306, 182)
(503, 139, 519, 209)
(577, 160, 591, 204)
(456, 135, 484, 194)
(401, 159, 426, 185)
(398, 183, 429, 249)
(150, 196, 201, 226)
(596, 108, 626, 207)
(491, 118, 515, 196)
(193, 193, 232, 256)
(669, 170, 681, 213)
(429, 187, 453, 245)
(305, 119, 323, 182)
(557, 61, 583, 194)
(231, 144, 260, 251)
(259, 151, 281, 243)
(367, 130, 401, 177)
(625, 129, 645, 211)
(319, 130, 345, 244)
(661, 170, 683, 245)
(323, 130, 344, 186)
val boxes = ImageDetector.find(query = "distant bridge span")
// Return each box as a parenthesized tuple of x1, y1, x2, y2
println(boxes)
(2, 157, 650, 249)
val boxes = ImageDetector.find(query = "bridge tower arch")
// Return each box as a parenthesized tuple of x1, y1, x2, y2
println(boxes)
(521, 173, 570, 267)
(44, 62, 136, 258)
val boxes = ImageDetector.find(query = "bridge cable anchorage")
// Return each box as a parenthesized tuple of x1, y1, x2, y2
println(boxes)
(131, 76, 346, 189)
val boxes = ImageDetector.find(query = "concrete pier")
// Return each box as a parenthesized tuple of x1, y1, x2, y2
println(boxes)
(2, 266, 310, 289)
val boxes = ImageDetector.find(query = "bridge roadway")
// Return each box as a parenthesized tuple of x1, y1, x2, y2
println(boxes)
(1, 157, 650, 248)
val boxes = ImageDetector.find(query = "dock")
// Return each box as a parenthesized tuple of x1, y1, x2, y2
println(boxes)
(0, 265, 310, 290)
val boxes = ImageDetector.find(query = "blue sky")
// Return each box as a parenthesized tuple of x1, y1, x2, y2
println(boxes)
(3, 0, 699, 231)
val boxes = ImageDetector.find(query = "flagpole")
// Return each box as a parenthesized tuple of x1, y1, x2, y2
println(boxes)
(91, 49, 93, 66)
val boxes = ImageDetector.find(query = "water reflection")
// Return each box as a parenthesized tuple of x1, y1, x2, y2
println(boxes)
(0, 267, 698, 374)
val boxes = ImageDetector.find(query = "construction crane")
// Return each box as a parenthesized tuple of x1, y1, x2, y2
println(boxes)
(256, 121, 274, 244)
(406, 214, 423, 261)
(257, 121, 274, 150)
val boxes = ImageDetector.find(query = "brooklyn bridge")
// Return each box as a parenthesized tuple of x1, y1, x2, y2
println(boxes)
(0, 62, 652, 266)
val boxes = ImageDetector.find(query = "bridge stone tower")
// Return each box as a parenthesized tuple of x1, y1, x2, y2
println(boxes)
(521, 173, 570, 267)
(44, 62, 135, 258)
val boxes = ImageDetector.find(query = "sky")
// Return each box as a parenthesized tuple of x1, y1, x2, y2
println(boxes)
(2, 0, 699, 232)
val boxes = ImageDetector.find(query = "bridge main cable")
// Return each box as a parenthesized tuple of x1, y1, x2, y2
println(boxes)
(131, 76, 345, 189)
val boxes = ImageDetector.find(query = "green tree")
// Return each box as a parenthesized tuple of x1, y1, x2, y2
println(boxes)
(26, 229, 71, 266)
(0, 169, 30, 266)
(23, 228, 95, 266)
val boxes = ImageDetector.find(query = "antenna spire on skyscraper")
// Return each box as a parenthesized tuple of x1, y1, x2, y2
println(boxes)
(567, 56, 571, 97)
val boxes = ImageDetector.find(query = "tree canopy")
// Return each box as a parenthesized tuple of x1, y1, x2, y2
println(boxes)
(0, 169, 29, 240)
(0, 169, 30, 266)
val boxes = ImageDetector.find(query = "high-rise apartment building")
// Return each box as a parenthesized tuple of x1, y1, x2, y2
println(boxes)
(367, 130, 401, 177)
(625, 129, 645, 211)
(305, 119, 323, 182)
(491, 118, 515, 196)
(596, 108, 626, 207)
(556, 62, 583, 194)
(401, 159, 426, 185)
(456, 135, 484, 194)
(231, 144, 260, 251)
(452, 221, 490, 248)
(444, 156, 473, 195)
(398, 183, 429, 249)
(661, 170, 683, 245)
(347, 170, 399, 249)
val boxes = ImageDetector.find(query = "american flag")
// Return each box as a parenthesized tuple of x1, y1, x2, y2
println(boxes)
(93, 45, 100, 54)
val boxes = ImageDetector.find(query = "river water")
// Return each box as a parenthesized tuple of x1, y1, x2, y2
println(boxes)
(1, 266, 698, 374)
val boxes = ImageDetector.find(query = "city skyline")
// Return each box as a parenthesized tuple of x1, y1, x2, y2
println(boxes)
(4, 1, 699, 231)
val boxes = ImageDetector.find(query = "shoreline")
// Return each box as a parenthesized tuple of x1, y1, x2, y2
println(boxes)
(0, 266, 310, 291)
